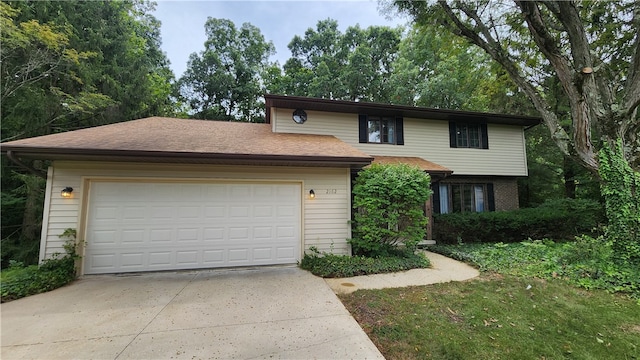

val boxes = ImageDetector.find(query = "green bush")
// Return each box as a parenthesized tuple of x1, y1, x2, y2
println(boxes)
(0, 255, 76, 302)
(300, 248, 430, 278)
(433, 198, 604, 244)
(0, 228, 78, 302)
(350, 164, 432, 256)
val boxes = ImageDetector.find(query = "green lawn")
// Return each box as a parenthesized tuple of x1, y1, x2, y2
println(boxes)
(341, 274, 640, 359)
(339, 241, 640, 359)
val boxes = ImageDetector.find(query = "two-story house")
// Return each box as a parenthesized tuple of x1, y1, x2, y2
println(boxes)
(1, 95, 539, 275)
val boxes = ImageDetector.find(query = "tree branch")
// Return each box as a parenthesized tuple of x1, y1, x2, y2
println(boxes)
(516, 0, 598, 172)
(437, 1, 571, 157)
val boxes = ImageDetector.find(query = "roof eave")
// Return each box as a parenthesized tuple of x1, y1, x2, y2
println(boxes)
(265, 94, 541, 127)
(1, 146, 373, 169)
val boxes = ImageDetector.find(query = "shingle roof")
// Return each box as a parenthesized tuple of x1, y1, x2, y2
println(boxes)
(1, 117, 373, 167)
(372, 156, 453, 175)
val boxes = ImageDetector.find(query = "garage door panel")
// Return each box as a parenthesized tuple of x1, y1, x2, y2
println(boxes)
(85, 182, 301, 274)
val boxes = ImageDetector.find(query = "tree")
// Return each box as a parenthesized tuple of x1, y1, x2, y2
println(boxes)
(268, 19, 402, 102)
(394, 0, 640, 264)
(394, 1, 640, 174)
(1, 0, 175, 267)
(178, 18, 274, 121)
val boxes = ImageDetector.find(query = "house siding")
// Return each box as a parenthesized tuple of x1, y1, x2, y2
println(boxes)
(272, 107, 528, 176)
(40, 161, 352, 263)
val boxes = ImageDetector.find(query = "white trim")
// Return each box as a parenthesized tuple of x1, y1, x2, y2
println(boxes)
(38, 166, 54, 263)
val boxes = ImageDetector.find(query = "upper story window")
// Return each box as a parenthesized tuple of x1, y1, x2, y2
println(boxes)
(368, 117, 396, 144)
(449, 121, 488, 149)
(359, 115, 404, 145)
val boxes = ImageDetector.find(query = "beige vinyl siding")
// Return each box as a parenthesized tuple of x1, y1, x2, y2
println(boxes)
(272, 107, 528, 176)
(41, 161, 352, 263)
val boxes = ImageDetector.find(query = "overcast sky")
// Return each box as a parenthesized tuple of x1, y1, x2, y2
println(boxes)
(152, 0, 409, 78)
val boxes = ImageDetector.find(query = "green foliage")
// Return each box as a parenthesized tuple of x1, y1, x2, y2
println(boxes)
(300, 247, 429, 278)
(599, 139, 640, 266)
(268, 19, 401, 103)
(178, 18, 274, 121)
(0, 229, 78, 302)
(430, 239, 640, 299)
(434, 198, 604, 244)
(350, 164, 432, 256)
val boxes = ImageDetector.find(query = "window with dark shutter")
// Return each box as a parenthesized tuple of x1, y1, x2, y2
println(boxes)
(358, 115, 368, 143)
(359, 115, 403, 145)
(449, 121, 488, 149)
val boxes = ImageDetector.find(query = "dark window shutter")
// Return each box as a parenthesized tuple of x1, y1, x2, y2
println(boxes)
(432, 183, 441, 214)
(487, 183, 495, 211)
(359, 114, 368, 143)
(449, 121, 457, 148)
(395, 117, 404, 145)
(481, 123, 489, 149)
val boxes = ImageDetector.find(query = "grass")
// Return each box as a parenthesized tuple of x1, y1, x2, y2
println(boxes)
(341, 273, 640, 359)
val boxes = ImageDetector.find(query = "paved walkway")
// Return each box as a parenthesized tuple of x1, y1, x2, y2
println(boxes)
(325, 251, 480, 294)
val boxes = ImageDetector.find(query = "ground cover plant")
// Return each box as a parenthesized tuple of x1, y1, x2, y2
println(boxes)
(341, 273, 640, 360)
(0, 229, 78, 302)
(430, 240, 640, 299)
(300, 247, 429, 278)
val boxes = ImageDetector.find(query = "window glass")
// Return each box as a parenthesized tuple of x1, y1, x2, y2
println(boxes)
(368, 120, 380, 142)
(463, 185, 473, 212)
(456, 124, 469, 147)
(439, 184, 449, 214)
(367, 117, 395, 144)
(455, 123, 482, 148)
(382, 118, 395, 143)
(440, 183, 489, 214)
(468, 125, 480, 148)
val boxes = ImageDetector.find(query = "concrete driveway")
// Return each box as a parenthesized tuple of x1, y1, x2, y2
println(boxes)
(1, 266, 383, 359)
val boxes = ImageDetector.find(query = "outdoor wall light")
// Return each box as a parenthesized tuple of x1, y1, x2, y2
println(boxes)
(309, 189, 315, 199)
(61, 187, 74, 198)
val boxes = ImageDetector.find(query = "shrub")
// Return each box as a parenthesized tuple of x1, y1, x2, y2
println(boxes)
(300, 248, 430, 278)
(350, 164, 432, 256)
(433, 198, 604, 244)
(0, 229, 78, 302)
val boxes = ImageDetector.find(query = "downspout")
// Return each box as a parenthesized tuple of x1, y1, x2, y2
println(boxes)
(6, 150, 47, 179)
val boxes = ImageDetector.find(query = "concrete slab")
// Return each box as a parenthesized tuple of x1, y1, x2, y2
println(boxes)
(325, 251, 480, 294)
(1, 266, 383, 359)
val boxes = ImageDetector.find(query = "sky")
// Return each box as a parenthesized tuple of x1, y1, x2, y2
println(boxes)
(152, 0, 409, 78)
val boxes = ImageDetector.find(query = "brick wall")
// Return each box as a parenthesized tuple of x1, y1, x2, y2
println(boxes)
(492, 178, 519, 211)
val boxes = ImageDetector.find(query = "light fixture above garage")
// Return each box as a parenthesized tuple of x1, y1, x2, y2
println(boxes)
(292, 109, 307, 124)
(309, 189, 315, 199)
(61, 187, 74, 198)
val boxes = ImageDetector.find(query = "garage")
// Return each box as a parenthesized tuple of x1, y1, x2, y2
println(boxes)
(84, 180, 301, 274)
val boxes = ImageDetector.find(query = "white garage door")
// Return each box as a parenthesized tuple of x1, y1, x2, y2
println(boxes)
(84, 181, 301, 274)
